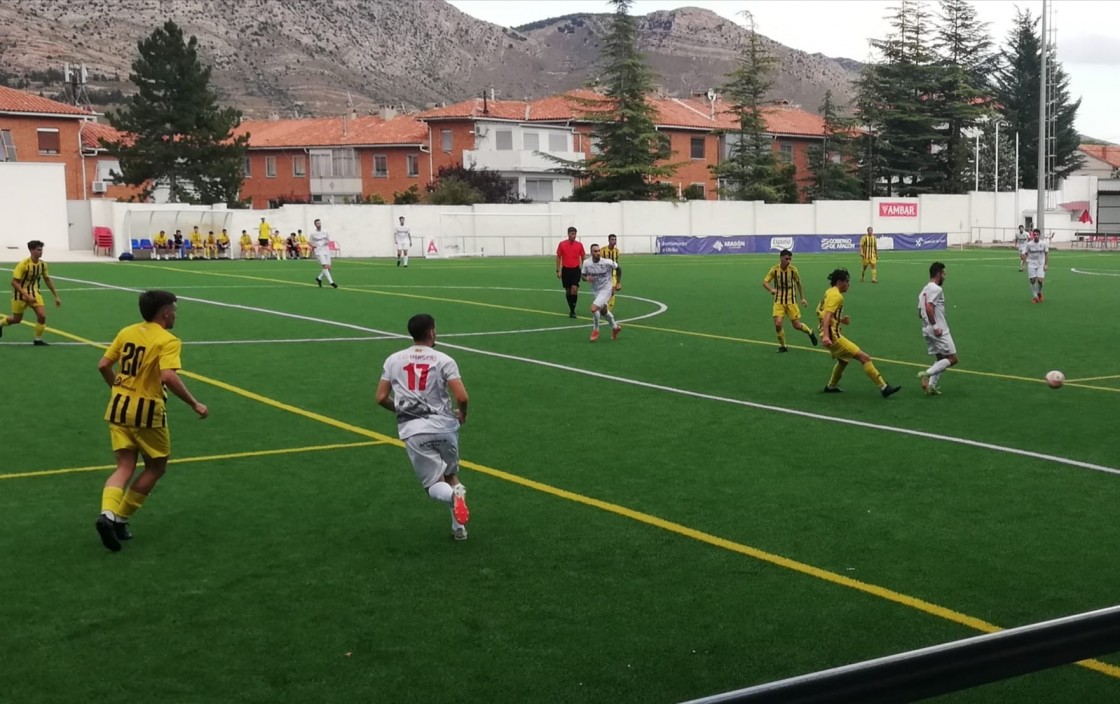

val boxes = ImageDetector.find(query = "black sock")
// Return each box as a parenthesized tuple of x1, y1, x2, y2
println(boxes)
(566, 293, 577, 311)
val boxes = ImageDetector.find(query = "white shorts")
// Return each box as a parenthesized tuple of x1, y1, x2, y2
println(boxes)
(592, 289, 612, 310)
(923, 329, 957, 356)
(317, 252, 332, 266)
(1018, 242, 1028, 256)
(1027, 263, 1045, 279)
(404, 432, 460, 488)
(394, 238, 410, 250)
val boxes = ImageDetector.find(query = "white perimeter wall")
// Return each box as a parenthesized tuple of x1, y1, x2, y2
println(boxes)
(40, 174, 1101, 260)
(0, 163, 69, 263)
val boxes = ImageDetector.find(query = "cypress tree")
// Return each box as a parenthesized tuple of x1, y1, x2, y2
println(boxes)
(806, 90, 864, 201)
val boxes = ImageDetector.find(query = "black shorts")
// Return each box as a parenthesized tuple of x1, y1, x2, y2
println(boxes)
(561, 266, 582, 289)
(259, 238, 270, 247)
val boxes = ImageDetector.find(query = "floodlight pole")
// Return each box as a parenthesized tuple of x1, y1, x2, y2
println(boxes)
(1036, 0, 1048, 235)
(994, 122, 1000, 193)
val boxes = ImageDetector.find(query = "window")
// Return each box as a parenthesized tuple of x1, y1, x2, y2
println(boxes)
(311, 149, 359, 178)
(441, 129, 452, 152)
(523, 132, 540, 151)
(406, 154, 419, 177)
(293, 155, 306, 177)
(0, 130, 16, 161)
(780, 143, 793, 164)
(37, 128, 60, 155)
(96, 159, 121, 181)
(495, 130, 513, 150)
(690, 137, 705, 160)
(690, 182, 706, 198)
(658, 133, 671, 153)
(265, 155, 277, 178)
(373, 155, 388, 177)
(589, 136, 602, 155)
(243, 156, 251, 177)
(830, 152, 842, 164)
(548, 133, 567, 152)
(524, 179, 554, 202)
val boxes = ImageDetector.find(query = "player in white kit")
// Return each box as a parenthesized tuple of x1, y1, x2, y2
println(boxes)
(376, 314, 472, 540)
(579, 244, 622, 342)
(1014, 225, 1029, 271)
(394, 216, 412, 268)
(309, 218, 337, 288)
(916, 262, 958, 395)
(1024, 229, 1049, 303)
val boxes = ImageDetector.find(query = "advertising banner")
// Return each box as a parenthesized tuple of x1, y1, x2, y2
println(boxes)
(878, 201, 919, 217)
(655, 233, 946, 255)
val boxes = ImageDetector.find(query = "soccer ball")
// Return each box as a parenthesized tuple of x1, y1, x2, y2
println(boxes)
(1045, 370, 1065, 389)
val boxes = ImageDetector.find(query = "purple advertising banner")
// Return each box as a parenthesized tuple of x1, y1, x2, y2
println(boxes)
(655, 233, 947, 255)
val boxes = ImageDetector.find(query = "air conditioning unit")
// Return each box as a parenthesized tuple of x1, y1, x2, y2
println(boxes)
(91, 181, 108, 193)
(474, 126, 489, 137)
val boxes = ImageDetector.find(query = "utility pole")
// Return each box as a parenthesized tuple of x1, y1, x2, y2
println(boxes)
(1036, 0, 1048, 235)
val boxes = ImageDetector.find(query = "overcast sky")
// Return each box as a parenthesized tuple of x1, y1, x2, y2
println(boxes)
(446, 0, 1120, 143)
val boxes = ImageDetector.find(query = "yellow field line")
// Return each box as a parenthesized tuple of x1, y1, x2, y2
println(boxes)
(1065, 374, 1120, 384)
(1, 441, 385, 480)
(129, 263, 572, 318)
(38, 321, 1120, 680)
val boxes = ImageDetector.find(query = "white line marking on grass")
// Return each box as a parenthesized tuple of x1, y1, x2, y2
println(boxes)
(56, 276, 1120, 477)
(1071, 268, 1120, 277)
(52, 276, 669, 337)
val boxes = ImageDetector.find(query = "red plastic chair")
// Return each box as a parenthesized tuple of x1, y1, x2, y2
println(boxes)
(328, 240, 342, 257)
(93, 226, 114, 256)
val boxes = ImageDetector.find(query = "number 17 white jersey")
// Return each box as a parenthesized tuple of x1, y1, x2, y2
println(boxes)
(380, 345, 461, 438)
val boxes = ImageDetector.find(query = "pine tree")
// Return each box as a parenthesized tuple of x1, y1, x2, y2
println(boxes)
(712, 13, 798, 203)
(930, 0, 995, 193)
(857, 0, 942, 196)
(806, 91, 864, 201)
(974, 122, 1017, 191)
(561, 0, 676, 201)
(104, 21, 248, 204)
(992, 8, 1083, 189)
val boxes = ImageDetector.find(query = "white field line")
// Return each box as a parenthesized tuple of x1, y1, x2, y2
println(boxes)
(52, 276, 1120, 477)
(1071, 268, 1120, 277)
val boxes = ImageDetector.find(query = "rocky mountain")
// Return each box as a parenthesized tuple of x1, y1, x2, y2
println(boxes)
(0, 0, 859, 118)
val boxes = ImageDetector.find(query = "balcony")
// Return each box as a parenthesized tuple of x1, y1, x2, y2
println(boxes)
(463, 149, 584, 174)
(310, 177, 363, 196)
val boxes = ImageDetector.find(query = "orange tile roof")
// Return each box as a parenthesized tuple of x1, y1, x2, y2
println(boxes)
(418, 90, 825, 137)
(1079, 144, 1120, 169)
(237, 114, 427, 148)
(0, 85, 92, 117)
(81, 121, 126, 150)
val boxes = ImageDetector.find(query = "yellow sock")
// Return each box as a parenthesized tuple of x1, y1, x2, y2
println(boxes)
(871, 266, 878, 282)
(828, 362, 846, 388)
(777, 330, 787, 347)
(117, 489, 149, 519)
(101, 486, 124, 514)
(34, 322, 46, 338)
(863, 361, 886, 388)
(0, 318, 9, 328)
(801, 325, 814, 338)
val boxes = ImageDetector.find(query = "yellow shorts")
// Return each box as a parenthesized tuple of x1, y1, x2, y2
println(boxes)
(862, 258, 877, 267)
(826, 336, 862, 362)
(12, 292, 44, 315)
(772, 302, 801, 320)
(109, 423, 171, 459)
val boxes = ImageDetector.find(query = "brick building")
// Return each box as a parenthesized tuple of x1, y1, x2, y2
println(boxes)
(0, 85, 135, 201)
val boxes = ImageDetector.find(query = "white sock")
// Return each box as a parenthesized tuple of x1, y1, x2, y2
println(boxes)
(926, 358, 952, 375)
(605, 310, 617, 328)
(427, 481, 453, 504)
(323, 270, 334, 284)
(593, 311, 600, 330)
(930, 372, 943, 387)
(316, 272, 323, 280)
(403, 255, 409, 266)
(100, 509, 117, 521)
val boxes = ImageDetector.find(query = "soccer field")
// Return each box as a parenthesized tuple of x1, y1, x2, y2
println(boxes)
(4, 248, 1120, 703)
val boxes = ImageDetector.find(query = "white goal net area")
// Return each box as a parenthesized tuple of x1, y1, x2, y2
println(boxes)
(426, 212, 566, 258)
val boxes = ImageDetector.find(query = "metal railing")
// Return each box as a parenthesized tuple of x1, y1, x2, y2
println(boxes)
(680, 605, 1120, 704)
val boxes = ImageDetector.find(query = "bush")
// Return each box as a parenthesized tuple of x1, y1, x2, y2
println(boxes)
(427, 178, 482, 205)
(681, 184, 706, 200)
(393, 184, 422, 204)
